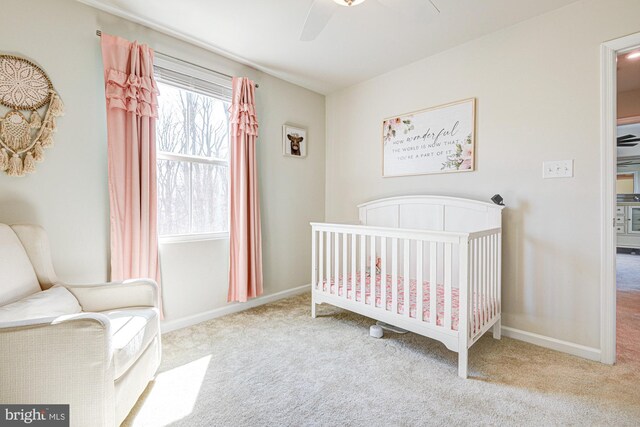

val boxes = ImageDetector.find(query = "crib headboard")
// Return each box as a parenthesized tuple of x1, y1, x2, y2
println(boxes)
(358, 195, 503, 233)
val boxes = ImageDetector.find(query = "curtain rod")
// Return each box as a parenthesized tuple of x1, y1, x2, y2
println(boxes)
(96, 30, 258, 88)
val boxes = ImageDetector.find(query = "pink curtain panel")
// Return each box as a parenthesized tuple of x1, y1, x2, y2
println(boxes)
(101, 34, 162, 313)
(228, 77, 264, 303)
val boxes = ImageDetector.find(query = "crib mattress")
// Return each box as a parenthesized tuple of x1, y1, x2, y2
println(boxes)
(321, 273, 493, 331)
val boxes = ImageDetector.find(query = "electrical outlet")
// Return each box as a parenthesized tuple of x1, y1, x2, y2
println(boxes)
(543, 160, 573, 179)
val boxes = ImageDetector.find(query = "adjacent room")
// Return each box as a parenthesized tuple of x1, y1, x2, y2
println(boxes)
(0, 0, 639, 426)
(616, 51, 640, 363)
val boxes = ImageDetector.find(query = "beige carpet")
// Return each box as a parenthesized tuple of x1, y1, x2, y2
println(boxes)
(123, 293, 640, 426)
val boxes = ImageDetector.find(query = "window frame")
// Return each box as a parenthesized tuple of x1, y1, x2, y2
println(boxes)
(154, 54, 232, 243)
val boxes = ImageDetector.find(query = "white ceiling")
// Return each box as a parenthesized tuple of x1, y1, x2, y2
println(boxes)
(618, 52, 640, 93)
(81, 0, 580, 94)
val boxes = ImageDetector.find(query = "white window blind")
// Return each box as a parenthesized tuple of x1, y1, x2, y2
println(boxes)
(154, 65, 232, 102)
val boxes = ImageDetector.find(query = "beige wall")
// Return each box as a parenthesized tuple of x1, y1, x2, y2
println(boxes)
(618, 88, 640, 120)
(0, 0, 326, 323)
(325, 0, 640, 348)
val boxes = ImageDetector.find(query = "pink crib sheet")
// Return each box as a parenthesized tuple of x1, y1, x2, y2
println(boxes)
(321, 273, 495, 331)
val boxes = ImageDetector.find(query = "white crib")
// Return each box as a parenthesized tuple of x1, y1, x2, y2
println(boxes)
(310, 195, 504, 378)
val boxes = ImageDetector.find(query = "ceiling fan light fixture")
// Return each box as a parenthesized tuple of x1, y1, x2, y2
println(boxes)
(333, 0, 366, 6)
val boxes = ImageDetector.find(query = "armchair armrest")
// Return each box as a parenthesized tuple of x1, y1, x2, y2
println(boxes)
(63, 279, 159, 312)
(0, 314, 116, 426)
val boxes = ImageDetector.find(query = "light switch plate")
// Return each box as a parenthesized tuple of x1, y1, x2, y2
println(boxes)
(543, 160, 573, 178)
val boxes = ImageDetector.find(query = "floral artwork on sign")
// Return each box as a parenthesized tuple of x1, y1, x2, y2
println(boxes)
(382, 98, 475, 177)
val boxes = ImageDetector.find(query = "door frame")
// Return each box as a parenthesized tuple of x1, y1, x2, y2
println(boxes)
(600, 32, 640, 364)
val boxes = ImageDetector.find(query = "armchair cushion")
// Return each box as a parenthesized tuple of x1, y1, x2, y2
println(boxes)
(66, 279, 159, 312)
(0, 286, 82, 323)
(0, 224, 41, 306)
(102, 307, 159, 379)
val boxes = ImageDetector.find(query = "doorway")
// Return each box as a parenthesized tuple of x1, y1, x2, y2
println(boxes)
(615, 50, 640, 363)
(601, 32, 640, 364)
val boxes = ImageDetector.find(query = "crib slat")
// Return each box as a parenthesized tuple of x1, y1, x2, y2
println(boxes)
(392, 238, 398, 315)
(312, 230, 317, 291)
(485, 236, 490, 324)
(459, 238, 469, 342)
(381, 237, 387, 311)
(484, 235, 489, 321)
(496, 234, 500, 317)
(371, 235, 377, 306)
(326, 232, 332, 295)
(473, 238, 479, 334)
(497, 232, 502, 313)
(478, 236, 484, 327)
(416, 241, 423, 321)
(482, 236, 488, 326)
(444, 242, 452, 331)
(360, 234, 366, 304)
(476, 237, 481, 327)
(491, 234, 496, 317)
(429, 242, 437, 326)
(340, 233, 347, 299)
(351, 233, 356, 301)
(470, 238, 476, 338)
(467, 240, 474, 338)
(495, 233, 500, 316)
(318, 231, 324, 292)
(476, 238, 481, 331)
(403, 239, 410, 318)
(489, 235, 494, 319)
(335, 232, 340, 296)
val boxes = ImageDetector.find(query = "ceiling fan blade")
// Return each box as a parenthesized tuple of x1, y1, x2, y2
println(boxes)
(621, 138, 640, 143)
(300, 0, 338, 41)
(617, 134, 637, 141)
(618, 143, 639, 147)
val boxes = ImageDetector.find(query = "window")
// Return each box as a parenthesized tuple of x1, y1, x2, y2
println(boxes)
(154, 56, 232, 240)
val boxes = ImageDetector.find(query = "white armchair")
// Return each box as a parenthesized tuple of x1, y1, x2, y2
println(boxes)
(0, 224, 161, 426)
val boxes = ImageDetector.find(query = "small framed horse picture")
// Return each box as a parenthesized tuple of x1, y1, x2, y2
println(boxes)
(282, 124, 307, 158)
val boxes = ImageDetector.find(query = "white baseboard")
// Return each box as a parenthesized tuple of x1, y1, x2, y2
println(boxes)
(501, 326, 601, 362)
(161, 284, 311, 334)
(161, 288, 602, 362)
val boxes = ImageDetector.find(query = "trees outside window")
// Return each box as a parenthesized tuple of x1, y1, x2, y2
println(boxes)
(156, 80, 230, 238)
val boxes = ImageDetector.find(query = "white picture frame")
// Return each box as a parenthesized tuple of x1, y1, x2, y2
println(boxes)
(283, 124, 307, 158)
(382, 98, 476, 177)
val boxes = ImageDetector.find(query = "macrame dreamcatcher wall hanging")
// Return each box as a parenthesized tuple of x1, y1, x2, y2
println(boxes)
(0, 54, 64, 177)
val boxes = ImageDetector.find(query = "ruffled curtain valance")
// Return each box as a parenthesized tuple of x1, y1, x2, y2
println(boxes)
(229, 81, 258, 137)
(104, 68, 158, 117)
(103, 40, 158, 118)
(229, 100, 258, 136)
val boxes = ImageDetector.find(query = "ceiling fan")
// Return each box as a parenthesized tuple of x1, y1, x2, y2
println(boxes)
(618, 134, 640, 147)
(301, 0, 440, 41)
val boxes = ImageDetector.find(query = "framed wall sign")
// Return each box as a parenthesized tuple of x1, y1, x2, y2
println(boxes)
(382, 98, 475, 177)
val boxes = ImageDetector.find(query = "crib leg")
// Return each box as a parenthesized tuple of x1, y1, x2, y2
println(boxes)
(492, 318, 501, 340)
(458, 347, 468, 379)
(311, 296, 317, 318)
